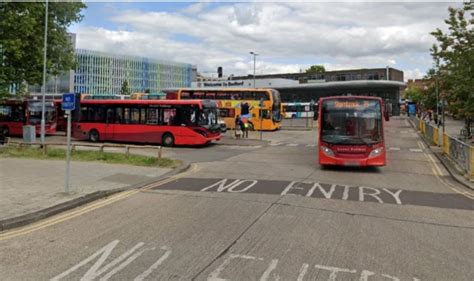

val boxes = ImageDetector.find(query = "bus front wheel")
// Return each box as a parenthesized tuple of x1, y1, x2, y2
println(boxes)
(89, 129, 100, 142)
(162, 133, 174, 147)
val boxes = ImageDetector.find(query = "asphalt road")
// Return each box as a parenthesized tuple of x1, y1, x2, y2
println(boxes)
(0, 117, 473, 281)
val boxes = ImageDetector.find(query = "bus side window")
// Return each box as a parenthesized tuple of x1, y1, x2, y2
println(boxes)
(106, 108, 114, 123)
(139, 108, 146, 124)
(80, 106, 88, 122)
(0, 105, 12, 121)
(115, 107, 123, 124)
(123, 108, 131, 124)
(147, 108, 159, 125)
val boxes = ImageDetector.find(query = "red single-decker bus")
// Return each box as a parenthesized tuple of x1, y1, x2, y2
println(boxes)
(72, 99, 221, 146)
(0, 99, 57, 136)
(317, 96, 389, 167)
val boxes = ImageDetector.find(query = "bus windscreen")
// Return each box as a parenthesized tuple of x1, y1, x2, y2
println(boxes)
(321, 99, 382, 145)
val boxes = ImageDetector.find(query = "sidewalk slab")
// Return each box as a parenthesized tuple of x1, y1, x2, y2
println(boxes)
(0, 158, 172, 223)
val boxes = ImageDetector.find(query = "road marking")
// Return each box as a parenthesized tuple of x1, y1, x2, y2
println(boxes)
(409, 148, 423, 152)
(260, 259, 279, 281)
(134, 246, 172, 281)
(306, 144, 316, 147)
(417, 141, 426, 150)
(269, 143, 281, 146)
(297, 263, 309, 281)
(388, 147, 401, 151)
(0, 164, 197, 240)
(158, 177, 474, 210)
(422, 152, 474, 199)
(314, 264, 357, 281)
(286, 143, 299, 147)
(208, 254, 263, 281)
(51, 240, 171, 281)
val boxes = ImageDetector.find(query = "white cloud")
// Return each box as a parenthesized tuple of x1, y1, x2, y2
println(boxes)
(405, 68, 425, 80)
(75, 2, 461, 78)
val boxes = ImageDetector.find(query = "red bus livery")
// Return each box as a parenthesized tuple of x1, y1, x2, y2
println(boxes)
(0, 99, 57, 136)
(72, 99, 221, 146)
(317, 96, 389, 167)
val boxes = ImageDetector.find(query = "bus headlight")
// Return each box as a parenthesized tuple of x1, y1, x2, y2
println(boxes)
(320, 146, 335, 157)
(369, 147, 384, 158)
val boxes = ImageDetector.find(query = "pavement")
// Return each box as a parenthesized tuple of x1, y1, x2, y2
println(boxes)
(0, 116, 473, 280)
(0, 158, 173, 228)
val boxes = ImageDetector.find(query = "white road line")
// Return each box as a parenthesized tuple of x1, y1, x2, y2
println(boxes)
(409, 148, 423, 152)
(306, 144, 316, 147)
(388, 147, 401, 151)
(269, 143, 281, 146)
(286, 143, 299, 147)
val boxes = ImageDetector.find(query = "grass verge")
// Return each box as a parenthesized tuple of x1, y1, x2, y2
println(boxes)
(0, 145, 181, 168)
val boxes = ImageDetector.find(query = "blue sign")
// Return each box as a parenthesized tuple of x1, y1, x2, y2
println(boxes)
(62, 93, 76, 111)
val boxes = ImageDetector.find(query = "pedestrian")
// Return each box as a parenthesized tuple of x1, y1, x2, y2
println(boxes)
(241, 120, 249, 138)
(235, 115, 242, 138)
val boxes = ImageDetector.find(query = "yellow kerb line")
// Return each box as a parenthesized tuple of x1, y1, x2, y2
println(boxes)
(422, 151, 474, 199)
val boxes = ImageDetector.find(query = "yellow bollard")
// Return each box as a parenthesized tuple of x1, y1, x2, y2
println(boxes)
(433, 127, 439, 146)
(443, 133, 449, 154)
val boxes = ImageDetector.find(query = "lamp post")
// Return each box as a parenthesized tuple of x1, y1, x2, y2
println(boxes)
(249, 51, 258, 88)
(40, 0, 49, 143)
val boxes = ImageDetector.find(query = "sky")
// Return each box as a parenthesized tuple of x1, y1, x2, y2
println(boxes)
(69, 1, 463, 81)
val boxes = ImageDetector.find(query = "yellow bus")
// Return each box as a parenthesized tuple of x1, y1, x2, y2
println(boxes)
(175, 88, 282, 131)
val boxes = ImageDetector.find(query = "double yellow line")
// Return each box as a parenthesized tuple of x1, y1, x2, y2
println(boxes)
(0, 164, 197, 241)
(418, 141, 474, 200)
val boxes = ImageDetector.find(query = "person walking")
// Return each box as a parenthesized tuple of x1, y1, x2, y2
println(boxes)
(241, 120, 249, 138)
(235, 115, 242, 138)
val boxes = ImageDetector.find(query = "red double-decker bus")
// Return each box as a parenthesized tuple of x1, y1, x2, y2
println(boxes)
(0, 99, 57, 136)
(317, 96, 389, 167)
(72, 99, 221, 146)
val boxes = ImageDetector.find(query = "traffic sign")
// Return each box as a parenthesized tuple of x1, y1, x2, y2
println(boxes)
(62, 93, 76, 111)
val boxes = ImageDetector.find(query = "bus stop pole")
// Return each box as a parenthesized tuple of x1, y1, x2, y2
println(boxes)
(65, 109, 71, 193)
(40, 0, 49, 143)
(260, 108, 263, 141)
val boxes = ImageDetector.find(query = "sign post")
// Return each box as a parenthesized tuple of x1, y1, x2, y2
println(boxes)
(259, 98, 264, 141)
(62, 93, 75, 193)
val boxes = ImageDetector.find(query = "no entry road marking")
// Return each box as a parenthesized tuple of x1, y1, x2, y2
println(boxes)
(154, 178, 473, 211)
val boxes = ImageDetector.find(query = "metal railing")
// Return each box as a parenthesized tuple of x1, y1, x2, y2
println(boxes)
(412, 117, 473, 180)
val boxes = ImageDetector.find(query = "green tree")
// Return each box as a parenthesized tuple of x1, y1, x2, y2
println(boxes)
(430, 2, 473, 133)
(305, 65, 325, 74)
(121, 80, 130, 96)
(0, 2, 86, 97)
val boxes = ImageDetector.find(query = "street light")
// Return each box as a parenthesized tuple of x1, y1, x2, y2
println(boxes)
(40, 0, 49, 143)
(249, 51, 258, 88)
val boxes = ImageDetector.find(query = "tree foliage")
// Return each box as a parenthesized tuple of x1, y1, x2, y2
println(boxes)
(430, 2, 473, 119)
(0, 2, 86, 96)
(121, 80, 130, 96)
(305, 65, 325, 74)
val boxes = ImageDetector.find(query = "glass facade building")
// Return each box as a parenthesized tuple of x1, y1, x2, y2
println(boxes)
(28, 49, 193, 96)
(74, 49, 192, 95)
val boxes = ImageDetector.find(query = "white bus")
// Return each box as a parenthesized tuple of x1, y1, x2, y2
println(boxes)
(282, 102, 315, 118)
